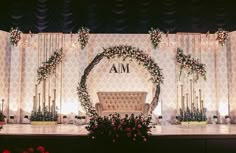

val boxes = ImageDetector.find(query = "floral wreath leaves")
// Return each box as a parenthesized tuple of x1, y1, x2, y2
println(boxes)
(9, 27, 22, 46)
(148, 28, 163, 49)
(216, 28, 229, 46)
(78, 27, 90, 49)
(37, 48, 63, 84)
(176, 48, 206, 82)
(77, 45, 164, 117)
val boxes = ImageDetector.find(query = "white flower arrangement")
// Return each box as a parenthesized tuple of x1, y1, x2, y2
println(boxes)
(148, 28, 163, 49)
(216, 28, 229, 46)
(78, 27, 90, 49)
(10, 27, 22, 46)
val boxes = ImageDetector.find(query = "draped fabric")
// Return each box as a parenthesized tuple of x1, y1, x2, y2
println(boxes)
(0, 0, 235, 33)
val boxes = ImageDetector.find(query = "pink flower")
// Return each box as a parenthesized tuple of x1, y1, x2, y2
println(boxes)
(27, 147, 34, 153)
(132, 127, 136, 131)
(127, 132, 131, 137)
(143, 137, 147, 142)
(137, 131, 142, 136)
(2, 149, 11, 153)
(37, 146, 45, 153)
(126, 127, 131, 132)
(138, 124, 142, 128)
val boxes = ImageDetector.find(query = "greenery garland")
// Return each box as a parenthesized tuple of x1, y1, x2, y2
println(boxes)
(176, 48, 206, 82)
(37, 48, 63, 84)
(177, 107, 207, 122)
(78, 27, 90, 49)
(77, 45, 164, 117)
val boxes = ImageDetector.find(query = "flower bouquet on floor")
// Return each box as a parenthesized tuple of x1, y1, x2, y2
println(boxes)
(86, 113, 152, 143)
(176, 107, 207, 125)
(30, 106, 58, 125)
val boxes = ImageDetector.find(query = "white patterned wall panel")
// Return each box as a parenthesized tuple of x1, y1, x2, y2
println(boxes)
(1, 31, 235, 123)
(0, 31, 10, 118)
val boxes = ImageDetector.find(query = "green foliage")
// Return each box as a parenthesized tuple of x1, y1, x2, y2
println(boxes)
(177, 107, 207, 122)
(30, 106, 58, 121)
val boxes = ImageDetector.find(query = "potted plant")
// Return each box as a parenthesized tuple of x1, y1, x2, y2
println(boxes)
(0, 111, 5, 124)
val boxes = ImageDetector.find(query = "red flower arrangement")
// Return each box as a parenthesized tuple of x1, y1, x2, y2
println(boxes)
(86, 113, 152, 143)
(1, 145, 49, 153)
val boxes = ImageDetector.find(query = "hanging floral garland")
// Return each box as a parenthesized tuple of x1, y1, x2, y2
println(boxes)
(216, 28, 229, 46)
(9, 27, 22, 46)
(176, 48, 206, 82)
(78, 27, 90, 49)
(77, 45, 164, 117)
(148, 28, 163, 49)
(37, 48, 63, 84)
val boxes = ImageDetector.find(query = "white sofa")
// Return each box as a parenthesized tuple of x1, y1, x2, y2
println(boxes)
(95, 92, 150, 117)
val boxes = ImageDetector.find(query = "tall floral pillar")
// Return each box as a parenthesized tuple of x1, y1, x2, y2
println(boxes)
(8, 40, 23, 123)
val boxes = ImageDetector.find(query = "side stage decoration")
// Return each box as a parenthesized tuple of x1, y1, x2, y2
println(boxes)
(216, 28, 229, 46)
(176, 48, 206, 82)
(86, 113, 152, 143)
(30, 48, 63, 124)
(9, 27, 22, 46)
(37, 48, 63, 84)
(148, 28, 163, 49)
(176, 48, 207, 124)
(77, 45, 164, 116)
(78, 27, 90, 49)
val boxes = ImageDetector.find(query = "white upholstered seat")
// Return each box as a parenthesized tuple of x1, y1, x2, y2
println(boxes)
(95, 92, 150, 116)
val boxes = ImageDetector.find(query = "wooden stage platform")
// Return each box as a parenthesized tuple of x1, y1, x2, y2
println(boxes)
(1, 124, 236, 153)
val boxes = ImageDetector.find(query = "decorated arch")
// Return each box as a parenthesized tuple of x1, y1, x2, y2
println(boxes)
(77, 45, 164, 116)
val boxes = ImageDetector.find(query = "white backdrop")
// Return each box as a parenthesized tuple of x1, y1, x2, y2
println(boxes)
(0, 30, 234, 123)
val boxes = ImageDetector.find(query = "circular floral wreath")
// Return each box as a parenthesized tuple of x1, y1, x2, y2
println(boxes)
(77, 45, 164, 116)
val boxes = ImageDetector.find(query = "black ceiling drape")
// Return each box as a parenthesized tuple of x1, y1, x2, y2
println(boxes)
(0, 0, 234, 33)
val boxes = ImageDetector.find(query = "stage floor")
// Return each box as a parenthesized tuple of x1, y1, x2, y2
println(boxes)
(1, 124, 236, 137)
(1, 124, 236, 153)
